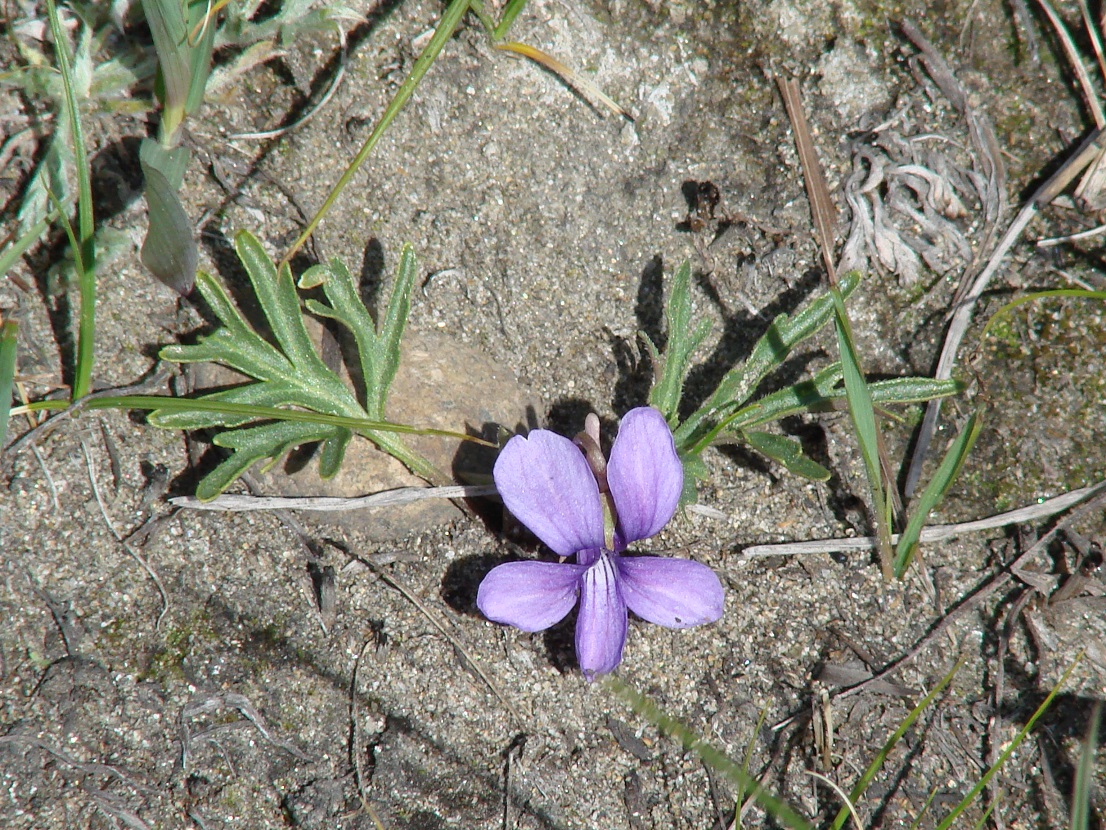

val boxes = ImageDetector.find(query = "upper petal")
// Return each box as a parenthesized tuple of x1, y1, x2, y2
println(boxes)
(617, 556, 724, 628)
(477, 561, 587, 632)
(494, 430, 605, 556)
(607, 407, 684, 547)
(575, 554, 628, 679)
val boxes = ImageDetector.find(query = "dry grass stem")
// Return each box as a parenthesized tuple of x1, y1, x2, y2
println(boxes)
(776, 77, 838, 282)
(740, 478, 1106, 558)
(171, 484, 497, 512)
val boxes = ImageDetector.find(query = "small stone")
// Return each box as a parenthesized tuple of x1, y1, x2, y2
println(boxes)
(194, 325, 541, 540)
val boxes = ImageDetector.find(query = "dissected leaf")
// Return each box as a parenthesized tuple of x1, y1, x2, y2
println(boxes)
(673, 271, 861, 450)
(198, 419, 341, 501)
(743, 431, 830, 481)
(301, 244, 416, 418)
(152, 231, 439, 497)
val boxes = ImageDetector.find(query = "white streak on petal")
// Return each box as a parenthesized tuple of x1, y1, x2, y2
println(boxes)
(575, 554, 628, 679)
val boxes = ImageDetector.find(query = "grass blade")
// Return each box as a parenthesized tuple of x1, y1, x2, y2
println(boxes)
(1070, 701, 1101, 830)
(0, 214, 57, 278)
(935, 655, 1082, 830)
(492, 0, 530, 40)
(834, 295, 893, 578)
(605, 675, 812, 830)
(46, 0, 96, 399)
(0, 320, 18, 450)
(830, 657, 964, 830)
(282, 0, 473, 265)
(894, 410, 983, 577)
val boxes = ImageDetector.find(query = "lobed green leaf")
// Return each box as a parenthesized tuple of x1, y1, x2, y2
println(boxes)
(743, 431, 830, 481)
(673, 271, 861, 449)
(197, 419, 340, 501)
(648, 260, 712, 425)
(373, 244, 417, 415)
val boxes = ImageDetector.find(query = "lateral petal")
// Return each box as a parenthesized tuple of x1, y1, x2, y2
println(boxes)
(575, 555, 628, 679)
(618, 556, 724, 629)
(494, 430, 605, 556)
(607, 407, 684, 548)
(477, 561, 587, 632)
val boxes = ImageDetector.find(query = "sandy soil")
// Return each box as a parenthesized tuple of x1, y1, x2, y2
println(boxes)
(2, 1, 1105, 827)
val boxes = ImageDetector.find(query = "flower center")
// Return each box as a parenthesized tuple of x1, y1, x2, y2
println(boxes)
(574, 416, 618, 552)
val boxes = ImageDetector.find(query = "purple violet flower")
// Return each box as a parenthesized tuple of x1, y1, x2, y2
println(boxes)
(477, 406, 724, 679)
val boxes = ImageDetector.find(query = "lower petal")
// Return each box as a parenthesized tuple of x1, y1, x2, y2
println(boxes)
(576, 555, 628, 679)
(477, 561, 586, 632)
(618, 556, 724, 628)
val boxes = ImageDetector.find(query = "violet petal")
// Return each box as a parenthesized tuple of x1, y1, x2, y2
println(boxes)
(607, 407, 684, 548)
(575, 554, 628, 679)
(494, 430, 605, 556)
(618, 556, 724, 628)
(477, 561, 587, 632)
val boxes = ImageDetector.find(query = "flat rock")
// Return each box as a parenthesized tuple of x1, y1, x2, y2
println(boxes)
(194, 325, 541, 540)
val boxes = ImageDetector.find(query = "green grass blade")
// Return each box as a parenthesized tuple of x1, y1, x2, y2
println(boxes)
(493, 0, 531, 40)
(832, 288, 892, 578)
(830, 657, 964, 830)
(183, 0, 216, 115)
(147, 379, 321, 429)
(140, 0, 191, 135)
(108, 395, 490, 445)
(935, 656, 1082, 830)
(605, 676, 812, 830)
(0, 321, 18, 450)
(894, 410, 983, 578)
(282, 0, 473, 265)
(46, 0, 96, 399)
(0, 214, 56, 278)
(1070, 701, 1101, 830)
(980, 288, 1106, 344)
(732, 707, 769, 829)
